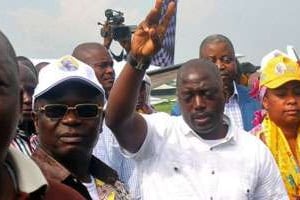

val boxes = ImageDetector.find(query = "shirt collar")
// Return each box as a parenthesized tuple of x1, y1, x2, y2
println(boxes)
(7, 147, 48, 194)
(180, 115, 237, 145)
(228, 81, 239, 101)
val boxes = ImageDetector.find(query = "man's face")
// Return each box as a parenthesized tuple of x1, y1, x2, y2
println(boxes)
(79, 48, 115, 96)
(263, 81, 300, 128)
(0, 54, 20, 161)
(34, 83, 104, 159)
(200, 42, 237, 98)
(18, 64, 37, 122)
(178, 66, 225, 137)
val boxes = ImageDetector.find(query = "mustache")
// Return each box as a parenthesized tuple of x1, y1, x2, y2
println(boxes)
(219, 71, 230, 77)
(191, 111, 212, 119)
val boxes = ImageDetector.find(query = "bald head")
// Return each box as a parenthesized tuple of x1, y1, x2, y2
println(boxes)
(177, 58, 222, 88)
(0, 31, 18, 73)
(72, 42, 115, 98)
(0, 31, 21, 161)
(72, 42, 108, 61)
(35, 62, 49, 74)
(16, 56, 37, 77)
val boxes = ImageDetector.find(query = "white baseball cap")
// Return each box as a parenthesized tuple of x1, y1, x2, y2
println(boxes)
(33, 55, 105, 105)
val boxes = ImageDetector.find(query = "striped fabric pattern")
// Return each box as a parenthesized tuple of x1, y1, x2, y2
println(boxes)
(10, 129, 34, 157)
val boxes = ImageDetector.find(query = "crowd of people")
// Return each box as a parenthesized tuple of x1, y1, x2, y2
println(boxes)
(1, 0, 300, 199)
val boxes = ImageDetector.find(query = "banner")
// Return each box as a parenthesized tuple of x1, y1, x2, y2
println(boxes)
(151, 0, 178, 67)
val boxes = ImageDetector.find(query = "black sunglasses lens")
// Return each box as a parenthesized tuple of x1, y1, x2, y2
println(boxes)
(77, 105, 99, 118)
(45, 105, 67, 118)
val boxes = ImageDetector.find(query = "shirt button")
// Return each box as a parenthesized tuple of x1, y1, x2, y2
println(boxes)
(211, 170, 215, 175)
(210, 147, 213, 151)
(210, 197, 213, 200)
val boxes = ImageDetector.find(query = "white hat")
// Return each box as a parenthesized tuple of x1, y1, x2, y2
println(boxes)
(33, 55, 105, 105)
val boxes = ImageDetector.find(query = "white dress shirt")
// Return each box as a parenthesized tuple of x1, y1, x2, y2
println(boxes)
(122, 112, 288, 200)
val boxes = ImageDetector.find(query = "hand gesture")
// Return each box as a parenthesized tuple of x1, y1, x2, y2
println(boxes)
(130, 0, 176, 59)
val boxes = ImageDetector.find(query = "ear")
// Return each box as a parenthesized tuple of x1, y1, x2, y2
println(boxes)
(262, 96, 269, 110)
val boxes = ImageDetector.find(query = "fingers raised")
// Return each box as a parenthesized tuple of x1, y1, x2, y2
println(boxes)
(145, 0, 163, 26)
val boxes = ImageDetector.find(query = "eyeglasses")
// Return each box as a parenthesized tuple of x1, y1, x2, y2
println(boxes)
(36, 104, 103, 119)
(207, 56, 234, 65)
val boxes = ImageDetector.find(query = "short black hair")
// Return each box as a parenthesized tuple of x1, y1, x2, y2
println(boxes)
(199, 34, 235, 57)
(177, 58, 221, 88)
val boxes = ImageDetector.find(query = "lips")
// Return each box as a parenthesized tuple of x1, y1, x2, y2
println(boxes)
(22, 110, 33, 118)
(59, 133, 86, 144)
(22, 109, 32, 114)
(22, 106, 32, 112)
(220, 72, 230, 80)
(192, 113, 211, 125)
(103, 75, 115, 81)
(285, 109, 300, 116)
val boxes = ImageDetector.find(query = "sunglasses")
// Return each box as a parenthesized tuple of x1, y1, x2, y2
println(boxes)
(36, 104, 103, 119)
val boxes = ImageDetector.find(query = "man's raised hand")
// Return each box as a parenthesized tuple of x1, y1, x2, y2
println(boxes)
(130, 0, 176, 59)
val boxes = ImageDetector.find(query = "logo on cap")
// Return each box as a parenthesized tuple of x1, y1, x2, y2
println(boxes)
(59, 56, 79, 71)
(275, 62, 287, 75)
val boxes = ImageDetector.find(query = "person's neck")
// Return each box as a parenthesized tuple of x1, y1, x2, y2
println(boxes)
(18, 120, 35, 136)
(58, 154, 92, 183)
(198, 122, 228, 140)
(224, 82, 235, 102)
(280, 125, 299, 140)
(105, 90, 110, 99)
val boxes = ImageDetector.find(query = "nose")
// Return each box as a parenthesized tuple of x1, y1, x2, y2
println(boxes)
(105, 65, 114, 74)
(286, 94, 297, 105)
(215, 59, 226, 71)
(194, 95, 205, 110)
(23, 91, 32, 105)
(61, 109, 81, 125)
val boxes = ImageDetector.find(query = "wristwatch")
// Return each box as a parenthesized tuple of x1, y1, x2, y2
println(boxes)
(127, 53, 151, 71)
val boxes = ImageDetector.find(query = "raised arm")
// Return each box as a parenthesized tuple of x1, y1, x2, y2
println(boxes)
(105, 0, 176, 153)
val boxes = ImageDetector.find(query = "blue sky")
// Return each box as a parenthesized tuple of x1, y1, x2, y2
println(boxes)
(1, 0, 300, 65)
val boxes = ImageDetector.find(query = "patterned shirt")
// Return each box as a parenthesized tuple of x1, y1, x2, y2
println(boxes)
(224, 82, 243, 130)
(10, 128, 35, 156)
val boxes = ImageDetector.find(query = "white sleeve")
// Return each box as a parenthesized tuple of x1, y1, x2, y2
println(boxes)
(121, 112, 171, 162)
(253, 142, 288, 200)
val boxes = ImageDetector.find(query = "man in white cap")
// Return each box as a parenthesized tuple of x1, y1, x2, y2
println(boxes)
(0, 30, 85, 200)
(31, 55, 129, 200)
